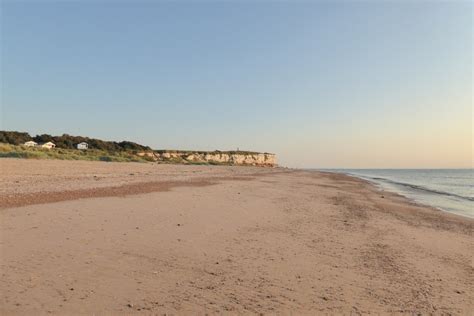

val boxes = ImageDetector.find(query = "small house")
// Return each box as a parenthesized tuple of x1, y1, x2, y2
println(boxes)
(24, 141, 37, 147)
(41, 142, 56, 149)
(77, 142, 88, 150)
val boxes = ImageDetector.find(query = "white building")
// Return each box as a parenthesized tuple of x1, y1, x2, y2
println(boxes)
(77, 142, 88, 150)
(24, 141, 37, 147)
(41, 142, 56, 149)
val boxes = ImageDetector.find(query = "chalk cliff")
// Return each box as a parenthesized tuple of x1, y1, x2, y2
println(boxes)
(137, 151, 277, 167)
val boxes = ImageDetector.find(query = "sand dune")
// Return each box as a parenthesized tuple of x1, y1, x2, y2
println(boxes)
(1, 159, 472, 314)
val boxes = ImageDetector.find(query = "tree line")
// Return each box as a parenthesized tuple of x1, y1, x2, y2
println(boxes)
(0, 131, 151, 152)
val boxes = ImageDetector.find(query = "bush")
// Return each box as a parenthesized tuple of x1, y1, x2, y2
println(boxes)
(99, 156, 113, 162)
(0, 130, 151, 152)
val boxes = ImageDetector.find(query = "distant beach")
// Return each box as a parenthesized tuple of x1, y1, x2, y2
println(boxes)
(1, 159, 472, 314)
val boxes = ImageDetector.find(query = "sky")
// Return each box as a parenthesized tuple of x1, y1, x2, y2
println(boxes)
(1, 1, 472, 168)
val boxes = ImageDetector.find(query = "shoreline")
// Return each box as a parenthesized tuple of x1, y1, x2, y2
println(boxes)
(1, 159, 473, 314)
(320, 169, 474, 220)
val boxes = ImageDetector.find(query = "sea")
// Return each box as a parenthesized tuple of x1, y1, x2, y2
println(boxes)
(323, 169, 473, 219)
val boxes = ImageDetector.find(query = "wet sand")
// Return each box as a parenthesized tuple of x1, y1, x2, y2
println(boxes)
(1, 159, 472, 314)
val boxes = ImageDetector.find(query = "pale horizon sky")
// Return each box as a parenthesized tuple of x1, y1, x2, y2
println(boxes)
(1, 1, 472, 168)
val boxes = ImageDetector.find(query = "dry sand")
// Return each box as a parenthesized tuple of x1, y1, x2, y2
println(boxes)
(0, 159, 472, 314)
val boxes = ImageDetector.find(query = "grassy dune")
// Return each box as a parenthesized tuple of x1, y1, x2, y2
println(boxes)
(0, 143, 154, 163)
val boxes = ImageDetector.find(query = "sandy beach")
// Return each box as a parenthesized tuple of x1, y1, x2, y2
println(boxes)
(0, 159, 472, 315)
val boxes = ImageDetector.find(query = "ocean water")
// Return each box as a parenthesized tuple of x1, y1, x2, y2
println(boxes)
(325, 169, 473, 219)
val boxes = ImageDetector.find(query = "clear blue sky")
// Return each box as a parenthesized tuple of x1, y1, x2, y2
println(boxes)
(1, 1, 472, 168)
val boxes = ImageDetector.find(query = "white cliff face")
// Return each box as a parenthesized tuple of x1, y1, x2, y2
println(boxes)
(146, 151, 277, 167)
(202, 152, 276, 166)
